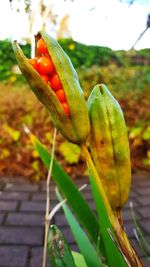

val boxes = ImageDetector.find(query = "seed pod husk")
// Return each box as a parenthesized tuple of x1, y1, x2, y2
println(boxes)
(12, 31, 90, 145)
(88, 84, 131, 210)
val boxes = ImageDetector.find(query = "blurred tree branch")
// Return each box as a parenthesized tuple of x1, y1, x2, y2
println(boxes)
(8, 0, 75, 56)
(131, 14, 150, 49)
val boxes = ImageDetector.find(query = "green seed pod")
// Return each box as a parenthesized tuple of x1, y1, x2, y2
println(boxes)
(47, 225, 76, 267)
(88, 84, 131, 210)
(12, 31, 90, 145)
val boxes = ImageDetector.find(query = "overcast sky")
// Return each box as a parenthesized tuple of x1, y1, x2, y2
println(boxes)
(0, 0, 150, 50)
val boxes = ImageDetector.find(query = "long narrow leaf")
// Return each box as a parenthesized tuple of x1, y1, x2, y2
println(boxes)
(131, 203, 150, 257)
(89, 168, 128, 267)
(72, 252, 89, 267)
(56, 188, 103, 267)
(47, 224, 76, 267)
(29, 132, 100, 245)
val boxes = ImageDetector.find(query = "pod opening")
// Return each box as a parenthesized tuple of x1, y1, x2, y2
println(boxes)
(28, 34, 70, 116)
(99, 85, 104, 95)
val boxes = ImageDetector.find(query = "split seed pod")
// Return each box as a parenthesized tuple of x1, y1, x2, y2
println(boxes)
(12, 32, 90, 145)
(88, 84, 131, 210)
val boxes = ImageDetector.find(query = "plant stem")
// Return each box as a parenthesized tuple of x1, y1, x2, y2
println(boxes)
(81, 143, 144, 267)
(114, 209, 144, 267)
(42, 128, 57, 267)
(81, 143, 116, 228)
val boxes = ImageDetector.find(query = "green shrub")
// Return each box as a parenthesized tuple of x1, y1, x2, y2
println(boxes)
(0, 38, 150, 84)
(59, 38, 117, 67)
(0, 40, 30, 81)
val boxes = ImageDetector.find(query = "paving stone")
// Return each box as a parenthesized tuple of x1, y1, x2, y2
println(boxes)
(0, 246, 28, 267)
(0, 201, 18, 211)
(132, 172, 150, 180)
(124, 198, 139, 209)
(141, 257, 150, 267)
(4, 183, 39, 192)
(30, 247, 50, 267)
(137, 207, 150, 218)
(32, 192, 57, 201)
(137, 196, 150, 206)
(0, 227, 43, 245)
(142, 236, 150, 256)
(0, 177, 27, 184)
(0, 173, 150, 266)
(54, 214, 68, 227)
(0, 213, 4, 224)
(144, 236, 150, 243)
(130, 239, 145, 257)
(0, 182, 5, 191)
(62, 228, 75, 244)
(124, 222, 135, 238)
(139, 235, 150, 255)
(0, 191, 29, 201)
(122, 209, 140, 222)
(20, 201, 45, 212)
(6, 213, 44, 226)
(75, 178, 89, 186)
(128, 191, 138, 198)
(135, 180, 150, 187)
(131, 182, 138, 190)
(89, 201, 96, 211)
(31, 193, 46, 201)
(135, 187, 150, 196)
(20, 200, 58, 213)
(41, 179, 89, 192)
(41, 183, 56, 192)
(82, 190, 93, 200)
(139, 219, 150, 234)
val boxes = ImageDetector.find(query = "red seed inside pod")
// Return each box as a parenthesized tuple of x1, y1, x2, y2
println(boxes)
(40, 74, 49, 83)
(35, 56, 40, 62)
(28, 58, 38, 71)
(56, 89, 66, 103)
(38, 56, 55, 75)
(62, 102, 70, 116)
(37, 38, 48, 54)
(50, 73, 62, 91)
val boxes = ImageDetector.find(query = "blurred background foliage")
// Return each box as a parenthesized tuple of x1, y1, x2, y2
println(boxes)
(0, 38, 150, 180)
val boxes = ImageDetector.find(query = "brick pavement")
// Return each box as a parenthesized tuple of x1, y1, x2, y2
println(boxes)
(0, 172, 149, 267)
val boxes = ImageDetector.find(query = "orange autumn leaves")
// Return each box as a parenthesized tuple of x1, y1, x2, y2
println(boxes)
(28, 38, 70, 116)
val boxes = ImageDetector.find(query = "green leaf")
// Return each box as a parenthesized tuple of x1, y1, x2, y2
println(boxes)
(142, 126, 150, 140)
(29, 132, 100, 245)
(131, 203, 150, 257)
(129, 127, 142, 139)
(3, 124, 20, 141)
(59, 141, 81, 164)
(88, 168, 128, 267)
(47, 225, 76, 267)
(0, 148, 10, 159)
(21, 114, 33, 126)
(143, 158, 150, 166)
(56, 188, 103, 267)
(45, 132, 53, 144)
(32, 160, 39, 171)
(72, 252, 88, 267)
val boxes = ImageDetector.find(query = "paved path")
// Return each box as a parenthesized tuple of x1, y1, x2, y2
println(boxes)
(0, 172, 150, 267)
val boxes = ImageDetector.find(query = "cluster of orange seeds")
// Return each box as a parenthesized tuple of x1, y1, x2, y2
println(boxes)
(28, 38, 70, 116)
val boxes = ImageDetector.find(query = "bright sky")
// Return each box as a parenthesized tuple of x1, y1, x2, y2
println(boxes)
(0, 0, 150, 50)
